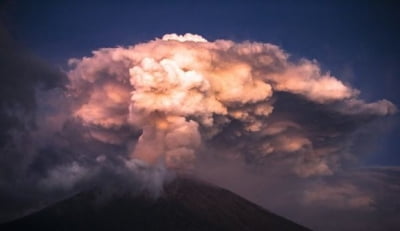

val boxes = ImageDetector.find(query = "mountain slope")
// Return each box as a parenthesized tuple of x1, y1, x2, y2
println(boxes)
(1, 176, 310, 231)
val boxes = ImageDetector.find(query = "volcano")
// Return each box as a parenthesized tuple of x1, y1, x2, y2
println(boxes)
(1, 176, 310, 231)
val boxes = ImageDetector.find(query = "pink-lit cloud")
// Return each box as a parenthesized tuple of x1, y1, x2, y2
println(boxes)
(67, 33, 396, 176)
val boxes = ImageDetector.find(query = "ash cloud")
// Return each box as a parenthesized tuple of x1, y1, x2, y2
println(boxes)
(195, 158, 400, 231)
(67, 33, 395, 176)
(0, 23, 65, 186)
(0, 31, 398, 229)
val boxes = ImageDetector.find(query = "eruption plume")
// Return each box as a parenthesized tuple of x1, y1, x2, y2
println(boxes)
(67, 33, 396, 175)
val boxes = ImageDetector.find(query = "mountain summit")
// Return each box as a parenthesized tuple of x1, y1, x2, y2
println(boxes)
(1, 176, 310, 230)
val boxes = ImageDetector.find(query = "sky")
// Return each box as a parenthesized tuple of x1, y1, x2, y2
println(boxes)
(3, 0, 399, 164)
(1, 1, 400, 230)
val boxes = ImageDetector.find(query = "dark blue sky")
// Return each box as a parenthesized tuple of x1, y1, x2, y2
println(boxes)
(1, 0, 399, 165)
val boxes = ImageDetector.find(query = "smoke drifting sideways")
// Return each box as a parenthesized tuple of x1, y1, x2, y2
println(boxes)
(0, 32, 397, 222)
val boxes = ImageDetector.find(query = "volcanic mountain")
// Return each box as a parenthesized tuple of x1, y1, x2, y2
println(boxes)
(1, 176, 310, 231)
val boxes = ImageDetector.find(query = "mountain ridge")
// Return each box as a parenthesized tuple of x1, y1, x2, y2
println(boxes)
(1, 175, 310, 231)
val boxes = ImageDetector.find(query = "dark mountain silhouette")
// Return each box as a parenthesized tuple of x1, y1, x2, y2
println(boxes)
(1, 176, 310, 231)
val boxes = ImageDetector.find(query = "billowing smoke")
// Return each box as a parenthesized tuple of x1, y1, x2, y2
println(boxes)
(67, 33, 396, 176)
(1, 32, 398, 228)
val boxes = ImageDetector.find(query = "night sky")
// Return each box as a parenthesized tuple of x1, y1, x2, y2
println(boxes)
(1, 1, 400, 230)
